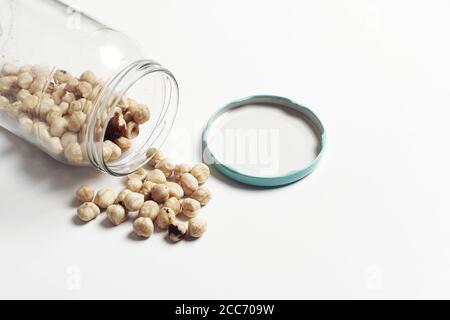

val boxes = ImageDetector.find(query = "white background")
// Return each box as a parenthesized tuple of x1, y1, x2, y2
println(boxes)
(1, 0, 450, 299)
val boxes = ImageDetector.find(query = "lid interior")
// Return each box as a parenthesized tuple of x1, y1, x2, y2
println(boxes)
(204, 96, 325, 182)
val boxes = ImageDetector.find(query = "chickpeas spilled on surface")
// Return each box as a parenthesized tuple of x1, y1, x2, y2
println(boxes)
(73, 149, 211, 243)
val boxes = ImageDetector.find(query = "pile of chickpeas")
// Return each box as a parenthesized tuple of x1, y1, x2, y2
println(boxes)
(75, 148, 210, 242)
(1, 63, 209, 242)
(0, 63, 150, 164)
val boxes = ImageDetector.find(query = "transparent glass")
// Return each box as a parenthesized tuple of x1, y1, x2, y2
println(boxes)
(0, 0, 179, 175)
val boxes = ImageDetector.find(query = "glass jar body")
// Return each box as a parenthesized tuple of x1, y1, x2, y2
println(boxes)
(0, 0, 179, 175)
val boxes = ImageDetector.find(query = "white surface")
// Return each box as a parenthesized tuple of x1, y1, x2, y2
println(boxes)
(1, 0, 450, 299)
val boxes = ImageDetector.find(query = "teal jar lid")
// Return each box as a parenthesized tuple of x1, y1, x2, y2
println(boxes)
(202, 95, 326, 187)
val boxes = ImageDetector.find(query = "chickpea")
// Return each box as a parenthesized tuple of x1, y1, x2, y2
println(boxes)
(139, 200, 160, 221)
(75, 185, 95, 203)
(67, 111, 86, 132)
(106, 204, 128, 226)
(123, 192, 145, 211)
(179, 173, 199, 196)
(164, 182, 184, 200)
(174, 163, 191, 181)
(77, 202, 100, 222)
(164, 197, 181, 215)
(191, 187, 212, 206)
(49, 116, 68, 137)
(102, 142, 113, 162)
(78, 81, 93, 98)
(80, 70, 97, 86)
(17, 72, 33, 89)
(140, 181, 155, 200)
(127, 178, 143, 193)
(129, 104, 150, 124)
(115, 136, 131, 152)
(125, 121, 139, 139)
(155, 207, 176, 230)
(151, 184, 170, 204)
(146, 148, 165, 167)
(133, 217, 154, 238)
(60, 132, 78, 148)
(29, 76, 45, 94)
(59, 102, 69, 115)
(16, 89, 31, 102)
(109, 142, 122, 161)
(52, 86, 65, 105)
(38, 96, 55, 119)
(64, 142, 83, 163)
(46, 107, 63, 125)
(115, 189, 132, 206)
(155, 158, 175, 178)
(94, 188, 117, 209)
(62, 92, 76, 104)
(68, 100, 82, 115)
(191, 163, 210, 184)
(188, 217, 207, 238)
(127, 168, 147, 181)
(103, 140, 121, 162)
(0, 76, 17, 93)
(146, 169, 166, 184)
(22, 95, 39, 113)
(181, 198, 201, 219)
(65, 77, 79, 92)
(54, 69, 70, 83)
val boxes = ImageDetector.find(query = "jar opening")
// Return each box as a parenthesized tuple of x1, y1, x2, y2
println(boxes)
(86, 60, 179, 176)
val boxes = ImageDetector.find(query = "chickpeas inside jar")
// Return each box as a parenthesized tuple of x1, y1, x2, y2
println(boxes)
(0, 0, 179, 176)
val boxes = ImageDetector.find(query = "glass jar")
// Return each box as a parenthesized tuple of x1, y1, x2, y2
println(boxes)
(0, 0, 179, 176)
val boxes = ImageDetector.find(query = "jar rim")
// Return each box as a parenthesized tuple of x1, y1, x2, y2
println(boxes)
(85, 59, 179, 176)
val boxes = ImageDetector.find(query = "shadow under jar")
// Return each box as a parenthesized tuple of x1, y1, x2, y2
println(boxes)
(0, 0, 179, 176)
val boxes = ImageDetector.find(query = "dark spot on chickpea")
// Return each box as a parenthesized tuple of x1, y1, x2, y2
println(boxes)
(168, 224, 182, 237)
(74, 90, 83, 100)
(6, 83, 21, 101)
(105, 112, 127, 141)
(168, 223, 186, 242)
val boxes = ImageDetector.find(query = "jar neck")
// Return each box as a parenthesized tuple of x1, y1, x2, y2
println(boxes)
(85, 59, 179, 176)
